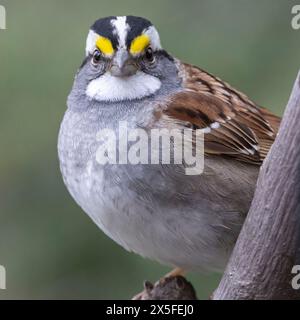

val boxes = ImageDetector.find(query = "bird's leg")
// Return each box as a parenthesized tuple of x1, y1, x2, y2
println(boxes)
(163, 267, 186, 279)
(157, 267, 186, 286)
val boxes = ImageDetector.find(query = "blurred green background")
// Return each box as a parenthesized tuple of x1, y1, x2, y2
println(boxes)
(0, 0, 299, 299)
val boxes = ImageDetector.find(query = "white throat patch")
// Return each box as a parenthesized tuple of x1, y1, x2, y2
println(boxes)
(86, 72, 161, 102)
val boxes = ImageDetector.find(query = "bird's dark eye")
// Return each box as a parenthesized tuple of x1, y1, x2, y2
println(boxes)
(92, 49, 102, 65)
(145, 47, 155, 63)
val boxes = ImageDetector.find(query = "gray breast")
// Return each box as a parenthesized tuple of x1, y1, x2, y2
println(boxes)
(58, 96, 258, 271)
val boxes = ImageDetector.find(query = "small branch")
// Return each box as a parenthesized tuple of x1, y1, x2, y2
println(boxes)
(213, 71, 300, 300)
(132, 276, 197, 300)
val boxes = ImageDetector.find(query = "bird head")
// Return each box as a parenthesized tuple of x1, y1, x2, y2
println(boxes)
(75, 16, 177, 102)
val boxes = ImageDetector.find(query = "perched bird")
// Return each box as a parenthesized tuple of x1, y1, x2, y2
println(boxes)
(58, 16, 280, 282)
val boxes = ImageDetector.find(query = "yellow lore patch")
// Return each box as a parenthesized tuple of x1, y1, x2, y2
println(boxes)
(96, 36, 114, 56)
(130, 34, 150, 55)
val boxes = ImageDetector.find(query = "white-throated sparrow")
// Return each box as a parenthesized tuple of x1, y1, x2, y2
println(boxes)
(58, 16, 280, 279)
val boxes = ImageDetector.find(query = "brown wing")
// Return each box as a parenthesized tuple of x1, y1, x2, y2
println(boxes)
(158, 62, 281, 165)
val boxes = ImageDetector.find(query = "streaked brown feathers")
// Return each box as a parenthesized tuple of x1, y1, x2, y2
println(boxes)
(157, 62, 281, 164)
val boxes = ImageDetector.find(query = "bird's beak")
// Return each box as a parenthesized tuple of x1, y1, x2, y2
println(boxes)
(110, 49, 138, 77)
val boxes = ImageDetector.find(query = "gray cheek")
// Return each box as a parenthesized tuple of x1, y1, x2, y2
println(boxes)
(141, 56, 178, 80)
(80, 58, 109, 81)
(139, 57, 159, 74)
